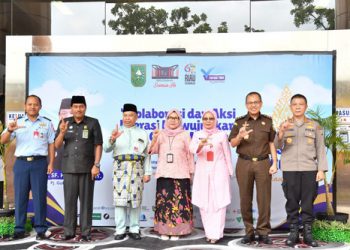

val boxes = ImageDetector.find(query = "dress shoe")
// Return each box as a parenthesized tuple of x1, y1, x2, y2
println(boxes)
(129, 232, 141, 240)
(62, 234, 75, 240)
(81, 235, 92, 241)
(12, 232, 26, 240)
(36, 232, 47, 240)
(114, 233, 126, 240)
(240, 234, 255, 244)
(258, 235, 272, 244)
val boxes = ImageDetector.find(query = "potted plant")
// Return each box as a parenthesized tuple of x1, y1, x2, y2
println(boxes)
(0, 121, 15, 239)
(307, 108, 350, 222)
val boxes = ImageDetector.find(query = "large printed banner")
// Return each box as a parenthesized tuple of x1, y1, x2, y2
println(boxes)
(26, 52, 333, 228)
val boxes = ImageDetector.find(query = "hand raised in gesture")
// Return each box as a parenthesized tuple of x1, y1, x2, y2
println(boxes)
(7, 116, 24, 132)
(110, 124, 123, 143)
(59, 118, 69, 135)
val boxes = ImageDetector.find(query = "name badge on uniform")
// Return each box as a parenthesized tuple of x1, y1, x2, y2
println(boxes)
(33, 130, 39, 139)
(82, 130, 89, 139)
(167, 153, 174, 163)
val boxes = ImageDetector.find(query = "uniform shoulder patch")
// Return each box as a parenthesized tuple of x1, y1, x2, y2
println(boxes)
(261, 114, 272, 120)
(234, 115, 246, 121)
(42, 116, 51, 121)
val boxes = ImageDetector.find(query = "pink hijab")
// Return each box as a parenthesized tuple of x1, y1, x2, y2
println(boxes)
(202, 110, 219, 136)
(163, 109, 184, 137)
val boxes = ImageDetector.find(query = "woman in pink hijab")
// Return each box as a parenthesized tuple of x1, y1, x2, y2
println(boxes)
(190, 110, 233, 244)
(149, 109, 194, 241)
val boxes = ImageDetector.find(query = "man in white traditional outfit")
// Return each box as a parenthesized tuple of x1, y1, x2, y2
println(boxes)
(104, 103, 151, 240)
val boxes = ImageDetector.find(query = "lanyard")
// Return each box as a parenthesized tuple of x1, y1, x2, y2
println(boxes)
(168, 136, 176, 151)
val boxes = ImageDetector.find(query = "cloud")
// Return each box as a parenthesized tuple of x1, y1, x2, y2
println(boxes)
(259, 84, 282, 108)
(289, 76, 332, 106)
(30, 80, 104, 115)
(259, 76, 331, 108)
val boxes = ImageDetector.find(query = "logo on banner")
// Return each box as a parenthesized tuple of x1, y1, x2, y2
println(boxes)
(131, 64, 146, 87)
(152, 65, 179, 79)
(184, 63, 196, 85)
(152, 64, 178, 88)
(201, 67, 225, 83)
(92, 213, 102, 220)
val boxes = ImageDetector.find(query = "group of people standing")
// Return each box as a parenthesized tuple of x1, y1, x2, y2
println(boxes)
(0, 91, 327, 247)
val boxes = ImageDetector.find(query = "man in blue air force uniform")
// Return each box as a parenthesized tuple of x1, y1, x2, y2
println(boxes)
(1, 95, 55, 240)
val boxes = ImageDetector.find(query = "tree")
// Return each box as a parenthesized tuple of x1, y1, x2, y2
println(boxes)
(218, 22, 228, 33)
(193, 13, 212, 33)
(244, 25, 264, 32)
(168, 7, 195, 34)
(108, 3, 216, 35)
(143, 6, 168, 34)
(108, 3, 144, 34)
(290, 0, 335, 30)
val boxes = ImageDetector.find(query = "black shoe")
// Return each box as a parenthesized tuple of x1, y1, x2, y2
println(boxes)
(12, 232, 25, 240)
(129, 232, 141, 240)
(81, 235, 92, 241)
(258, 235, 272, 244)
(240, 234, 255, 244)
(286, 224, 300, 247)
(303, 224, 318, 247)
(62, 234, 75, 240)
(114, 233, 126, 240)
(36, 232, 47, 240)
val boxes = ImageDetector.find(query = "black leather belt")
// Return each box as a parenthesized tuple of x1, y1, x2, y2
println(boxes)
(17, 156, 46, 162)
(239, 154, 269, 162)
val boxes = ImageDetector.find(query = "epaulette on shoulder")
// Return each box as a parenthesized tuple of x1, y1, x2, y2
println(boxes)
(42, 116, 51, 121)
(235, 115, 246, 121)
(261, 114, 272, 120)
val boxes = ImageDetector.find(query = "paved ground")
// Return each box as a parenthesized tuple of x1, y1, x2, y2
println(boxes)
(0, 227, 347, 250)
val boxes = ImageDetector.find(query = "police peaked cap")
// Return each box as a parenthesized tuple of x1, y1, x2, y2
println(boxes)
(71, 95, 86, 106)
(123, 103, 137, 113)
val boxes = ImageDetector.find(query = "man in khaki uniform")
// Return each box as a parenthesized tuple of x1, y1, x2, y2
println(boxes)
(229, 92, 277, 245)
(275, 94, 327, 247)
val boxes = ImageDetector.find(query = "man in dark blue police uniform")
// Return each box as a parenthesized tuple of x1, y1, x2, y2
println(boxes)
(55, 95, 103, 241)
(1, 95, 55, 240)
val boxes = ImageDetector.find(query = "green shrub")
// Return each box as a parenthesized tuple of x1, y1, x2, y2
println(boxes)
(0, 216, 15, 236)
(313, 220, 350, 242)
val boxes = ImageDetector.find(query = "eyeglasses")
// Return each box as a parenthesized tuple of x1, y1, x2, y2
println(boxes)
(246, 101, 261, 106)
(202, 117, 215, 121)
(167, 116, 180, 121)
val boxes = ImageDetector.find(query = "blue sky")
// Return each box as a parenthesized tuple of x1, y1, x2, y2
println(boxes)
(29, 53, 333, 134)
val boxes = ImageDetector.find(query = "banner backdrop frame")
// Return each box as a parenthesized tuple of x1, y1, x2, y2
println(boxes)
(25, 51, 335, 228)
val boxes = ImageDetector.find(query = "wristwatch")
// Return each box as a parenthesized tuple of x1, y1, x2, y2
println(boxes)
(94, 163, 101, 168)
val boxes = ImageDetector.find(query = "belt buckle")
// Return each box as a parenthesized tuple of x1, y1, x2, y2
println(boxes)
(27, 157, 34, 162)
(252, 157, 258, 162)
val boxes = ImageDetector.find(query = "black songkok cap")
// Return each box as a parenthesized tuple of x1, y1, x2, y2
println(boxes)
(123, 103, 137, 113)
(59, 98, 71, 110)
(71, 96, 86, 106)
